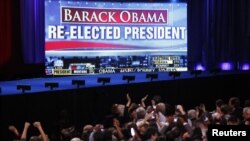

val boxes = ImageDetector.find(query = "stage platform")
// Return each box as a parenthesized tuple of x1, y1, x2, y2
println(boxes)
(0, 71, 248, 95)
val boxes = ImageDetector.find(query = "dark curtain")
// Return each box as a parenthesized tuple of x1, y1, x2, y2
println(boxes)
(0, 0, 44, 80)
(188, 0, 250, 70)
(0, 0, 12, 66)
(21, 0, 45, 64)
(0, 0, 22, 79)
(248, 0, 250, 36)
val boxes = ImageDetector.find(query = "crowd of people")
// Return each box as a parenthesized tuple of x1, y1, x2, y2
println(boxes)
(8, 95, 250, 141)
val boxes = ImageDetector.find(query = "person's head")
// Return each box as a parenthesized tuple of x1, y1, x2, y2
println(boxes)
(188, 109, 197, 120)
(137, 122, 149, 135)
(144, 127, 158, 141)
(167, 126, 181, 139)
(151, 95, 162, 105)
(136, 107, 146, 120)
(156, 103, 166, 114)
(60, 126, 77, 141)
(93, 131, 104, 141)
(193, 120, 205, 129)
(190, 127, 202, 141)
(111, 104, 120, 115)
(220, 104, 231, 115)
(229, 97, 240, 109)
(82, 125, 93, 141)
(146, 106, 154, 114)
(30, 134, 49, 141)
(215, 99, 224, 110)
(227, 116, 240, 125)
(102, 129, 113, 141)
(128, 103, 138, 119)
(71, 137, 81, 141)
(83, 124, 93, 133)
(29, 136, 42, 141)
(243, 107, 250, 120)
(244, 100, 250, 107)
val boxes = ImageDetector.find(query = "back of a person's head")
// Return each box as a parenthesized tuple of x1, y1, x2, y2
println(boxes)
(156, 102, 166, 114)
(82, 124, 93, 140)
(111, 104, 117, 112)
(165, 103, 175, 116)
(61, 126, 80, 141)
(71, 137, 82, 141)
(215, 99, 224, 107)
(144, 127, 158, 140)
(29, 136, 42, 141)
(103, 129, 113, 141)
(83, 124, 93, 133)
(220, 104, 231, 115)
(243, 107, 250, 116)
(229, 97, 240, 108)
(152, 95, 162, 104)
(93, 131, 104, 141)
(157, 136, 166, 141)
(227, 115, 240, 125)
(128, 103, 138, 114)
(244, 100, 250, 107)
(190, 127, 202, 141)
(136, 107, 146, 120)
(188, 109, 196, 120)
(192, 119, 204, 128)
(165, 126, 180, 140)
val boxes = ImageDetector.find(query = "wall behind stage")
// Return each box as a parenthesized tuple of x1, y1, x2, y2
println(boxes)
(0, 0, 250, 80)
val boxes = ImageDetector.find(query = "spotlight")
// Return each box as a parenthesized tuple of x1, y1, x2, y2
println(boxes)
(146, 73, 158, 81)
(16, 85, 31, 93)
(194, 64, 205, 71)
(240, 63, 250, 71)
(72, 80, 85, 88)
(45, 82, 59, 90)
(190, 70, 202, 77)
(122, 75, 135, 83)
(0, 87, 2, 93)
(169, 71, 181, 79)
(97, 77, 111, 86)
(220, 62, 233, 71)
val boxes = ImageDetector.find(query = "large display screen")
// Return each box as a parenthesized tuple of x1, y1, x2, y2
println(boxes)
(45, 0, 187, 75)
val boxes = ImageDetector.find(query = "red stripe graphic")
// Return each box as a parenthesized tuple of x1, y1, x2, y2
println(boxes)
(45, 41, 132, 50)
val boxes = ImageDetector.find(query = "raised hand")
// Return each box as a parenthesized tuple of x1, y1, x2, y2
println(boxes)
(141, 94, 148, 102)
(126, 93, 132, 107)
(24, 122, 31, 128)
(33, 121, 41, 128)
(8, 125, 20, 136)
(127, 93, 131, 101)
(141, 94, 148, 108)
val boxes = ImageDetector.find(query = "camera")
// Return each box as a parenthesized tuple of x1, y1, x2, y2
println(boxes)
(130, 127, 135, 136)
(174, 117, 178, 123)
(151, 111, 156, 119)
